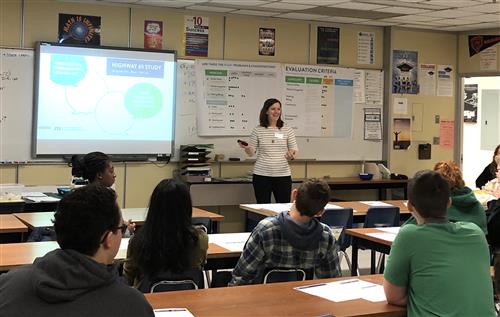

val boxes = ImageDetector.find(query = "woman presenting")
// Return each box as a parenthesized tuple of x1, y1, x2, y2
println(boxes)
(476, 144, 500, 189)
(239, 98, 298, 203)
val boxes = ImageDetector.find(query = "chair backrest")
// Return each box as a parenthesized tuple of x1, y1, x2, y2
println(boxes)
(150, 280, 198, 293)
(138, 268, 205, 293)
(364, 207, 400, 228)
(263, 267, 313, 284)
(319, 208, 353, 251)
(192, 217, 213, 234)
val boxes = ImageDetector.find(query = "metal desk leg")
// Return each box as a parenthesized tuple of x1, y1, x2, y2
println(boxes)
(351, 241, 359, 276)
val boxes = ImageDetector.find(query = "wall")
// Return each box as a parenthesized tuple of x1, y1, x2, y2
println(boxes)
(458, 29, 500, 75)
(388, 28, 457, 177)
(1, 0, 460, 207)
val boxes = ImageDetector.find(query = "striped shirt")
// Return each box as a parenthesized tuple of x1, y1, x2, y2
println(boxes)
(249, 126, 298, 177)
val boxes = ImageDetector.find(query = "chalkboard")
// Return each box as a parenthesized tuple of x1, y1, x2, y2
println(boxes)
(0, 52, 383, 162)
(0, 48, 33, 162)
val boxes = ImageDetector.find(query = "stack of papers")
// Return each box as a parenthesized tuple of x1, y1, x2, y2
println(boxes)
(22, 192, 60, 203)
(154, 308, 194, 317)
(294, 278, 386, 302)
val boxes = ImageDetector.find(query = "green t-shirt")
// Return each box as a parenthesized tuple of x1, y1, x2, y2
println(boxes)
(384, 222, 494, 317)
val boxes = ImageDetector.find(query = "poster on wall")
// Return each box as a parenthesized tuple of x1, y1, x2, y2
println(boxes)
(144, 20, 163, 49)
(468, 35, 500, 56)
(258, 28, 275, 56)
(357, 31, 375, 65)
(437, 65, 454, 97)
(58, 13, 101, 45)
(464, 84, 478, 123)
(440, 120, 454, 150)
(185, 16, 209, 57)
(392, 50, 418, 94)
(418, 64, 436, 96)
(480, 47, 498, 71)
(316, 26, 339, 64)
(393, 118, 411, 150)
(364, 108, 382, 141)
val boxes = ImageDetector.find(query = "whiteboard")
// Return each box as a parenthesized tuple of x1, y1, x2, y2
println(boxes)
(0, 48, 33, 162)
(175, 59, 383, 161)
(0, 54, 383, 162)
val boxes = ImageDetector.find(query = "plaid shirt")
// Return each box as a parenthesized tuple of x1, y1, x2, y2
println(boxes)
(229, 215, 341, 286)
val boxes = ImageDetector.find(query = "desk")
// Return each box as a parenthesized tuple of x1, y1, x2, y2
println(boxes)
(145, 274, 405, 317)
(0, 214, 28, 243)
(240, 200, 409, 222)
(0, 232, 248, 271)
(189, 178, 408, 206)
(345, 228, 398, 276)
(13, 207, 224, 230)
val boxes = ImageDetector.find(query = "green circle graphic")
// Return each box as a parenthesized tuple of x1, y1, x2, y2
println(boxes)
(124, 83, 163, 118)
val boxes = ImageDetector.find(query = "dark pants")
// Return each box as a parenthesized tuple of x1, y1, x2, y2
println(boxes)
(252, 174, 292, 203)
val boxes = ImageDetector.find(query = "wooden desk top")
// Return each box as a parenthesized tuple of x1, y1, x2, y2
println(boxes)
(345, 228, 397, 246)
(0, 214, 28, 233)
(0, 233, 243, 271)
(240, 200, 409, 218)
(146, 274, 405, 317)
(323, 177, 408, 185)
(13, 207, 224, 229)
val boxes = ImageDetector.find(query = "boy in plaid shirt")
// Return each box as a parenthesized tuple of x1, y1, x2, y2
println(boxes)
(230, 179, 341, 285)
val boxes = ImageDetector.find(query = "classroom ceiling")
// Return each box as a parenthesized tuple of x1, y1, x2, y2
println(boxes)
(91, 0, 500, 31)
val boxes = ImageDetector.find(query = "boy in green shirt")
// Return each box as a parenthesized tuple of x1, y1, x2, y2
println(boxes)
(384, 170, 494, 316)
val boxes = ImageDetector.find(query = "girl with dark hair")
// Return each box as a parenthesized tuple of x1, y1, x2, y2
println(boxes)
(123, 179, 208, 287)
(70, 151, 116, 187)
(476, 144, 500, 189)
(239, 98, 298, 203)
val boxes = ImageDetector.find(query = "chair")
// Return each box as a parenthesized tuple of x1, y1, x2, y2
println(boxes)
(138, 268, 205, 293)
(364, 206, 400, 274)
(192, 217, 213, 234)
(263, 267, 313, 284)
(319, 208, 354, 273)
(0, 201, 25, 214)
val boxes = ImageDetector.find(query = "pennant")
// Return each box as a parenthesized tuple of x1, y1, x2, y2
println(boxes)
(468, 35, 500, 57)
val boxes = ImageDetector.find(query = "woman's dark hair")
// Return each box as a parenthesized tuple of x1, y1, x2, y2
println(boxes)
(259, 98, 284, 128)
(70, 152, 110, 182)
(489, 144, 500, 175)
(129, 179, 199, 275)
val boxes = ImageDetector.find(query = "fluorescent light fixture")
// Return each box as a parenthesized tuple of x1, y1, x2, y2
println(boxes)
(374, 6, 431, 14)
(275, 12, 330, 20)
(319, 16, 370, 23)
(186, 5, 236, 12)
(259, 2, 317, 10)
(233, 9, 277, 16)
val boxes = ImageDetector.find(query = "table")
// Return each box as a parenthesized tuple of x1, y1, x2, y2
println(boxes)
(0, 214, 28, 243)
(0, 232, 248, 271)
(13, 207, 224, 230)
(188, 178, 408, 206)
(145, 274, 405, 317)
(240, 200, 410, 222)
(345, 228, 398, 276)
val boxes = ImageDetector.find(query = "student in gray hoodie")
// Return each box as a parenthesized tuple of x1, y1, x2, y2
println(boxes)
(230, 179, 341, 285)
(0, 184, 154, 317)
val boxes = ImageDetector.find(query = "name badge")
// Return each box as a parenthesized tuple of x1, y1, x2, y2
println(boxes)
(275, 133, 284, 139)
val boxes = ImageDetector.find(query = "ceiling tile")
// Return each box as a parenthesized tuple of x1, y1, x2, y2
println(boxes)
(354, 0, 448, 10)
(424, 0, 482, 7)
(318, 16, 370, 23)
(137, 0, 195, 7)
(464, 2, 500, 13)
(358, 20, 400, 26)
(186, 5, 236, 12)
(421, 8, 478, 18)
(232, 9, 277, 16)
(434, 18, 490, 25)
(275, 12, 330, 20)
(259, 2, 317, 10)
(280, 0, 350, 4)
(398, 23, 436, 29)
(373, 6, 431, 14)
(395, 15, 442, 22)
(210, 0, 270, 6)
(328, 2, 388, 10)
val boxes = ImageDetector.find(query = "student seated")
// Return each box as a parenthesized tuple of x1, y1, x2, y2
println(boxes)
(0, 184, 153, 317)
(383, 170, 494, 316)
(70, 151, 116, 187)
(123, 179, 208, 288)
(229, 179, 341, 286)
(403, 160, 487, 234)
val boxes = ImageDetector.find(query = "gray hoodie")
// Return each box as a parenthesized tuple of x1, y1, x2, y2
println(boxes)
(0, 249, 154, 317)
(277, 211, 323, 250)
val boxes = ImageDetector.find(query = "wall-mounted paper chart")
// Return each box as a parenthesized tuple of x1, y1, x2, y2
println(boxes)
(195, 60, 281, 136)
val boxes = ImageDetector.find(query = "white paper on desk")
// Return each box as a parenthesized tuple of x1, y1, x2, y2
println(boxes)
(366, 232, 397, 242)
(24, 196, 60, 203)
(241, 203, 291, 214)
(378, 227, 400, 234)
(209, 232, 250, 252)
(154, 308, 194, 317)
(360, 285, 387, 302)
(295, 279, 379, 302)
(21, 192, 47, 197)
(325, 203, 343, 209)
(360, 201, 394, 207)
